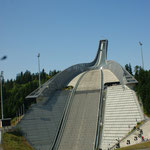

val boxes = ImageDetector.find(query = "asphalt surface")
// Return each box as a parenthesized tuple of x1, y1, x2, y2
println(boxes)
(58, 70, 101, 150)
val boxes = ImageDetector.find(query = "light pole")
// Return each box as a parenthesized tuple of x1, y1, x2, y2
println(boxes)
(0, 71, 4, 120)
(0, 56, 7, 128)
(37, 53, 41, 88)
(0, 55, 7, 121)
(139, 42, 144, 69)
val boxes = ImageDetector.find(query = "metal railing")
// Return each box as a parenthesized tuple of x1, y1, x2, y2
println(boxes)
(94, 69, 104, 150)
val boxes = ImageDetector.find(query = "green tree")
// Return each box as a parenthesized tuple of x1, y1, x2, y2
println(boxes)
(134, 67, 150, 115)
(0, 69, 60, 119)
(125, 63, 133, 75)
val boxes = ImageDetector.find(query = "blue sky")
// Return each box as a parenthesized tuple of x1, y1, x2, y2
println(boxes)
(0, 0, 150, 80)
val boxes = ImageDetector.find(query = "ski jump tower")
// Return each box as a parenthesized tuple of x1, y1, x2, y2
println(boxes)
(19, 40, 144, 150)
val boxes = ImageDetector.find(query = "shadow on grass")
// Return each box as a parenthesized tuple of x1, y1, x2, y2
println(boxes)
(117, 141, 150, 150)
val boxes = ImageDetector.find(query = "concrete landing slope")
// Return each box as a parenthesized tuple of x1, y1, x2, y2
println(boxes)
(19, 91, 70, 150)
(58, 70, 101, 150)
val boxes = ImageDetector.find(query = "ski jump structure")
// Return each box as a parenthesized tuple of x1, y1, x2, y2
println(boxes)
(19, 40, 144, 150)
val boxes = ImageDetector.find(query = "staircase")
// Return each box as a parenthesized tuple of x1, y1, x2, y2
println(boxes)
(101, 85, 144, 150)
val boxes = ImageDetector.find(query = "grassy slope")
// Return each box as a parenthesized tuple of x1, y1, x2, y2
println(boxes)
(117, 141, 150, 150)
(2, 132, 33, 150)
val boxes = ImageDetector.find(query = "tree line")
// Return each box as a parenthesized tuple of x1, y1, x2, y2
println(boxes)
(0, 69, 60, 119)
(125, 64, 150, 115)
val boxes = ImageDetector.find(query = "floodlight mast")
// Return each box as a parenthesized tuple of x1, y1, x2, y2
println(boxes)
(0, 55, 7, 121)
(37, 53, 41, 88)
(0, 71, 4, 120)
(139, 42, 144, 69)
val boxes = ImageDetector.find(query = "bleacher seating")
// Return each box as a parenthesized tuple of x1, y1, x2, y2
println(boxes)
(101, 85, 144, 150)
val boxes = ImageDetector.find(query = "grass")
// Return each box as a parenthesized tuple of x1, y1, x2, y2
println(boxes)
(11, 116, 24, 126)
(62, 86, 73, 90)
(117, 141, 150, 150)
(2, 128, 33, 150)
(136, 120, 145, 128)
(11, 117, 18, 126)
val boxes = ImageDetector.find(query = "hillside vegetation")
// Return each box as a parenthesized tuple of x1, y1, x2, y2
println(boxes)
(125, 64, 150, 116)
(0, 69, 60, 119)
(134, 66, 150, 115)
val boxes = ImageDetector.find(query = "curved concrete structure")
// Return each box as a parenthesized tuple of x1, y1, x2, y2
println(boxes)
(26, 40, 137, 99)
(19, 40, 142, 150)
